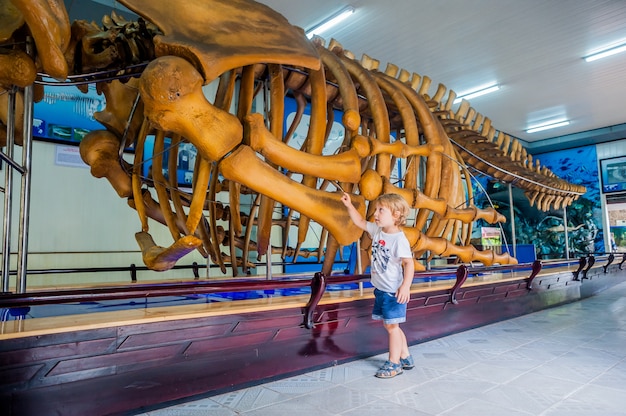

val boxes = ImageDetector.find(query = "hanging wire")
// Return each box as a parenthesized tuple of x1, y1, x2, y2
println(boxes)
(439, 152, 511, 249)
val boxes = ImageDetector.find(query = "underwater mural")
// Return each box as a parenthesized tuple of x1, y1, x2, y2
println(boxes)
(471, 145, 602, 259)
(536, 145, 602, 256)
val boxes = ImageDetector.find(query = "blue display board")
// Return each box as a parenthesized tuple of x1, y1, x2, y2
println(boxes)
(33, 81, 105, 144)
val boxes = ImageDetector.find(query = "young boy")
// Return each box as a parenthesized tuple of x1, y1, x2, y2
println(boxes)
(340, 192, 415, 378)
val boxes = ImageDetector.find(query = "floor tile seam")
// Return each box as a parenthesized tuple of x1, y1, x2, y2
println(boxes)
(334, 397, 380, 416)
(295, 392, 355, 416)
(580, 338, 622, 349)
(484, 342, 564, 364)
(300, 381, 382, 400)
(261, 385, 327, 402)
(234, 397, 342, 416)
(524, 366, 612, 387)
(564, 347, 626, 366)
(439, 396, 536, 416)
(543, 376, 596, 409)
(478, 382, 587, 416)
(560, 352, 626, 368)
(204, 397, 233, 412)
(360, 371, 451, 401)
(477, 359, 548, 390)
(220, 385, 309, 413)
(376, 372, 448, 396)
(341, 394, 435, 416)
(301, 367, 371, 385)
(516, 348, 573, 361)
(451, 357, 528, 374)
(210, 401, 273, 414)
(468, 342, 557, 358)
(508, 316, 581, 331)
(529, 335, 602, 351)
(323, 374, 374, 386)
(454, 362, 543, 391)
(398, 368, 501, 396)
(418, 364, 471, 378)
(583, 356, 626, 387)
(535, 397, 569, 416)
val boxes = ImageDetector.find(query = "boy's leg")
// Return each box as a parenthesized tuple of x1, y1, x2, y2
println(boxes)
(384, 323, 411, 362)
(384, 322, 403, 364)
(399, 327, 410, 359)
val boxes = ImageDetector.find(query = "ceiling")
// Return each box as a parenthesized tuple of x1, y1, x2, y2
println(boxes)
(68, 0, 626, 154)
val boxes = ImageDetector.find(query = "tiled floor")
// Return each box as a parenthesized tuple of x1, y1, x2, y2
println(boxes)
(134, 281, 626, 416)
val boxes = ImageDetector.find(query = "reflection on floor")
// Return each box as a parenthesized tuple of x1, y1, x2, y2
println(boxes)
(132, 281, 626, 416)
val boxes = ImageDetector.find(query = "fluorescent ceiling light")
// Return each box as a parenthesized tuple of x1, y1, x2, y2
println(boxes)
(453, 84, 500, 104)
(584, 42, 626, 62)
(306, 6, 355, 39)
(526, 119, 570, 134)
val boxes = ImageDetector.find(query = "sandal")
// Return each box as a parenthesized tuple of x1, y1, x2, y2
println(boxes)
(375, 360, 403, 378)
(400, 355, 415, 370)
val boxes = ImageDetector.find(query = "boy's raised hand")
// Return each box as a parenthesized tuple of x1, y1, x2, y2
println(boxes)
(340, 192, 351, 207)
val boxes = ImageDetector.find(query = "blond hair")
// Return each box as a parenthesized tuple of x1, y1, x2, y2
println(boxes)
(375, 193, 410, 226)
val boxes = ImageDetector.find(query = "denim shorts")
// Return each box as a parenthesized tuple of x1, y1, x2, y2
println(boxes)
(372, 288, 407, 324)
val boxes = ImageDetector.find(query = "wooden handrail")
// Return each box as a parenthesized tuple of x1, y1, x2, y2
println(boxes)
(0, 260, 563, 309)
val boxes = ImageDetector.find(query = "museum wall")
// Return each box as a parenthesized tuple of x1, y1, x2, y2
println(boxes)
(0, 141, 208, 287)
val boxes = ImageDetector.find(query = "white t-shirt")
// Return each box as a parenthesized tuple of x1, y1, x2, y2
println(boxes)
(366, 222, 413, 293)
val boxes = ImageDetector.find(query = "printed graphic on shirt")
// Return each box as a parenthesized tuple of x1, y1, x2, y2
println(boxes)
(372, 239, 391, 273)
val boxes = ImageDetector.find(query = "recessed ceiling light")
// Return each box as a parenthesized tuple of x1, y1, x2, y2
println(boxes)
(306, 6, 355, 39)
(583, 42, 626, 62)
(453, 84, 500, 104)
(526, 119, 570, 133)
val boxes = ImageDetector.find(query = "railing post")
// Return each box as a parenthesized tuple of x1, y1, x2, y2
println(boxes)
(581, 255, 595, 280)
(526, 260, 542, 290)
(572, 256, 586, 281)
(603, 254, 615, 273)
(449, 264, 468, 304)
(302, 272, 327, 329)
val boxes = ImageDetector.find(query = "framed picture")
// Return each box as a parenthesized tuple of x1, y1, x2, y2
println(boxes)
(600, 156, 626, 194)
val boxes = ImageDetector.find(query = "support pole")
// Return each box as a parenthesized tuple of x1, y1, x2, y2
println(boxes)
(508, 183, 517, 258)
(16, 73, 34, 293)
(1, 88, 16, 293)
(563, 205, 570, 260)
(357, 239, 363, 294)
(265, 252, 272, 280)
